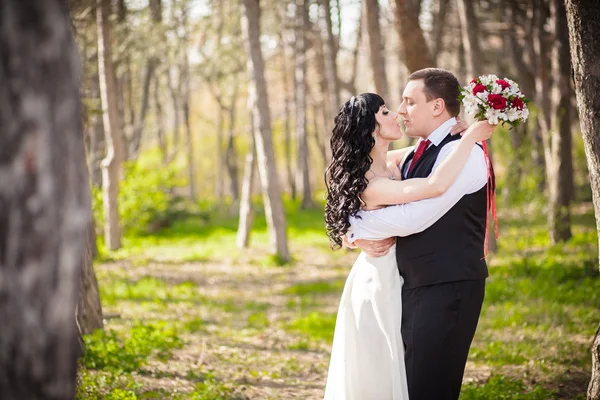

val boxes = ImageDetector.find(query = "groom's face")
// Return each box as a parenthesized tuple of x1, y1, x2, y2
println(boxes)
(397, 79, 437, 138)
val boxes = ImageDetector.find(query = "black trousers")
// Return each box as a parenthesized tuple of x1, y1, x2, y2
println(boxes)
(401, 279, 485, 400)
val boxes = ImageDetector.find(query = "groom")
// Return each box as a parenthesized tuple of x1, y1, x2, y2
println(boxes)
(346, 68, 492, 400)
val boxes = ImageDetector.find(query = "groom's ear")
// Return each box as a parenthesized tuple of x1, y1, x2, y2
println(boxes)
(432, 98, 446, 117)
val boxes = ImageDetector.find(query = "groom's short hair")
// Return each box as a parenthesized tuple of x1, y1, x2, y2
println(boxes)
(408, 68, 461, 117)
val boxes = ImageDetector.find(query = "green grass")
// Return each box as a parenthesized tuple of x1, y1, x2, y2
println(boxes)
(80, 199, 598, 398)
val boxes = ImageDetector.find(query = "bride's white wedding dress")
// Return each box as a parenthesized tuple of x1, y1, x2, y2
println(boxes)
(323, 244, 409, 400)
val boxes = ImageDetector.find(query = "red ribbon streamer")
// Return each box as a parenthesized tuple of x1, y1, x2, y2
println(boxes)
(482, 141, 498, 258)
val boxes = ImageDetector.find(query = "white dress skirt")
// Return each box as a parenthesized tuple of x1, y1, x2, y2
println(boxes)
(323, 245, 409, 400)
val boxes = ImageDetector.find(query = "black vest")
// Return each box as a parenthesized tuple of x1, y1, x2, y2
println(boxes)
(396, 134, 489, 289)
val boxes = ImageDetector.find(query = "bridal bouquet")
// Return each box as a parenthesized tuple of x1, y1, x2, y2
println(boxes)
(459, 75, 529, 127)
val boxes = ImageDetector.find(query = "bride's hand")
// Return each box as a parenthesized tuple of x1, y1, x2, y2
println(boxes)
(354, 237, 395, 257)
(450, 116, 469, 136)
(462, 120, 496, 142)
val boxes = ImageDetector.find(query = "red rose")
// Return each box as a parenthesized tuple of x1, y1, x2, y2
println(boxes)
(487, 94, 507, 110)
(473, 84, 486, 95)
(511, 97, 524, 110)
(470, 78, 479, 84)
(497, 79, 511, 90)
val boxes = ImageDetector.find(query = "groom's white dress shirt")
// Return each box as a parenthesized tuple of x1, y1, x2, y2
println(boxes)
(347, 117, 488, 242)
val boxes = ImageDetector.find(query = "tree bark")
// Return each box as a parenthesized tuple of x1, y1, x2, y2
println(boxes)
(431, 0, 450, 64)
(364, 0, 389, 101)
(154, 75, 167, 163)
(296, 0, 312, 209)
(457, 0, 483, 78)
(236, 119, 257, 249)
(318, 0, 340, 130)
(392, 0, 433, 72)
(564, 1, 600, 397)
(180, 7, 196, 202)
(216, 107, 225, 199)
(77, 217, 104, 335)
(97, 0, 123, 250)
(0, 1, 89, 397)
(279, 33, 296, 199)
(547, 0, 573, 243)
(241, 0, 290, 261)
(225, 94, 240, 207)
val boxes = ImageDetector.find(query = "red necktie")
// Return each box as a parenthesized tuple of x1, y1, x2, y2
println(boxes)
(408, 139, 431, 173)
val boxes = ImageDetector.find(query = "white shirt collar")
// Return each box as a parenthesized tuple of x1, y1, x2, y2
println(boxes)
(419, 117, 457, 147)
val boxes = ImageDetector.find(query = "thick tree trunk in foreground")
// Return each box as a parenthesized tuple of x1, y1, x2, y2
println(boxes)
(0, 1, 89, 397)
(564, 1, 600, 398)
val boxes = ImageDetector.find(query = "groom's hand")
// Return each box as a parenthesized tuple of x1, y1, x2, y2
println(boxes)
(354, 237, 396, 257)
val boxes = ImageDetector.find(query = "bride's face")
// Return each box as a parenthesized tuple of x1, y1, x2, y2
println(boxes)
(375, 105, 403, 141)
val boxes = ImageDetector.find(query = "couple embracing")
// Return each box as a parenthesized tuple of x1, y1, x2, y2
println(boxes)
(323, 68, 496, 400)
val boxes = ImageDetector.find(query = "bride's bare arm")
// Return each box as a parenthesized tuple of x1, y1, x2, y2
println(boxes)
(386, 146, 415, 167)
(362, 121, 495, 209)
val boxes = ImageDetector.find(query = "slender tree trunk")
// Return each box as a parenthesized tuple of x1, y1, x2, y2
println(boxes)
(154, 75, 167, 163)
(547, 0, 573, 243)
(129, 0, 162, 160)
(226, 99, 240, 206)
(216, 107, 225, 199)
(364, 0, 389, 101)
(236, 120, 257, 249)
(349, 9, 362, 96)
(180, 6, 196, 202)
(241, 0, 290, 261)
(0, 1, 89, 396)
(280, 36, 296, 199)
(98, 0, 123, 250)
(457, 0, 483, 78)
(564, 2, 600, 396)
(167, 70, 181, 150)
(296, 0, 312, 208)
(534, 0, 554, 194)
(128, 58, 158, 159)
(392, 0, 433, 72)
(89, 70, 105, 188)
(431, 0, 450, 64)
(318, 0, 340, 135)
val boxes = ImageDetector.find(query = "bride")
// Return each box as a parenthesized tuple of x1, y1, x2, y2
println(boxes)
(323, 93, 494, 399)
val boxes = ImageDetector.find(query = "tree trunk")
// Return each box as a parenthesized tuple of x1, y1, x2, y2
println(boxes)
(534, 0, 554, 194)
(77, 217, 104, 335)
(181, 7, 196, 202)
(547, 0, 573, 243)
(279, 35, 296, 199)
(457, 0, 483, 78)
(236, 119, 257, 249)
(89, 71, 105, 188)
(364, 0, 389, 101)
(154, 75, 167, 163)
(564, 1, 600, 397)
(167, 69, 181, 149)
(226, 99, 240, 207)
(392, 0, 433, 72)
(318, 0, 340, 131)
(241, 0, 290, 262)
(295, 0, 312, 209)
(128, 58, 158, 159)
(97, 0, 123, 250)
(216, 107, 225, 199)
(431, 0, 450, 64)
(0, 1, 89, 397)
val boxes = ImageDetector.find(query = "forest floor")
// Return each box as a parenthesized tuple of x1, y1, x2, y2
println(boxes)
(77, 201, 598, 400)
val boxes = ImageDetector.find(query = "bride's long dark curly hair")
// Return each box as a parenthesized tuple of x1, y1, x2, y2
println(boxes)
(325, 93, 385, 249)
